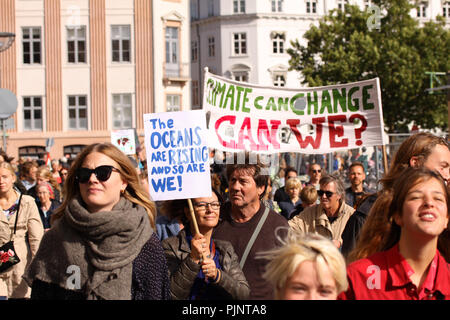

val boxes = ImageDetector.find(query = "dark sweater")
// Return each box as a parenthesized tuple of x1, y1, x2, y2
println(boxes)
(30, 232, 171, 300)
(213, 201, 289, 300)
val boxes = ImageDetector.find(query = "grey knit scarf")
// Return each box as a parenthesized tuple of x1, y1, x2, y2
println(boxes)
(24, 196, 152, 300)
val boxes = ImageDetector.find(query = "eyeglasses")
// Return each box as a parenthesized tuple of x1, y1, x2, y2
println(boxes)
(76, 165, 119, 183)
(318, 190, 334, 198)
(193, 201, 221, 211)
(312, 169, 321, 173)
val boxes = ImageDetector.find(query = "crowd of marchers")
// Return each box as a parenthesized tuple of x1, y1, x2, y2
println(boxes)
(0, 131, 449, 300)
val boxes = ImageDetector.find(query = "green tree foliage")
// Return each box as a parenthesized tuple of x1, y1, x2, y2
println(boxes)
(287, 0, 450, 133)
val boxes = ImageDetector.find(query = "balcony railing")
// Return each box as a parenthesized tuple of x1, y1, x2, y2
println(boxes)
(163, 62, 190, 84)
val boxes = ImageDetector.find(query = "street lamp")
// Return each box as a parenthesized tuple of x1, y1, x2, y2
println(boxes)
(0, 32, 16, 153)
(0, 32, 15, 52)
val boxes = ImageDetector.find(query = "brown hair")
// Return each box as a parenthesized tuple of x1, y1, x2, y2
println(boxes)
(226, 152, 268, 199)
(300, 185, 318, 205)
(51, 143, 156, 228)
(349, 167, 450, 262)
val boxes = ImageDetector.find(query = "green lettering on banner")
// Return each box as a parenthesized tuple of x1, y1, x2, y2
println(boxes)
(290, 93, 305, 115)
(216, 81, 227, 108)
(320, 90, 332, 114)
(266, 97, 277, 111)
(235, 86, 244, 111)
(307, 91, 319, 115)
(224, 85, 235, 110)
(242, 88, 252, 113)
(347, 86, 360, 112)
(278, 97, 289, 112)
(362, 85, 375, 110)
(332, 88, 347, 113)
(206, 79, 214, 104)
(254, 96, 263, 110)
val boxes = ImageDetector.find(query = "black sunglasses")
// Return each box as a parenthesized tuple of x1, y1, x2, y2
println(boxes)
(76, 165, 119, 183)
(318, 190, 334, 198)
(312, 169, 321, 173)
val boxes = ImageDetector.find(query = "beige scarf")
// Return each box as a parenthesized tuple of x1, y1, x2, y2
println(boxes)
(24, 196, 152, 300)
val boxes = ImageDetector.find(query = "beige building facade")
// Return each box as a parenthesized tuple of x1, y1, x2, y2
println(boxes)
(0, 0, 191, 161)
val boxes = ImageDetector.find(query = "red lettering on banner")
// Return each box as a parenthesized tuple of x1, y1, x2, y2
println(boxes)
(215, 115, 237, 148)
(236, 117, 258, 150)
(328, 115, 348, 148)
(257, 119, 281, 151)
(287, 117, 325, 149)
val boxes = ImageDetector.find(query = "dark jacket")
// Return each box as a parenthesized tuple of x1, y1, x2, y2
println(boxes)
(35, 199, 61, 229)
(29, 233, 171, 300)
(162, 229, 250, 300)
(341, 193, 378, 257)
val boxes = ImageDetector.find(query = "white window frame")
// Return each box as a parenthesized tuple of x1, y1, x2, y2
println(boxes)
(417, 1, 428, 18)
(337, 0, 348, 11)
(233, 32, 247, 56)
(167, 94, 181, 112)
(208, 37, 215, 57)
(191, 40, 198, 62)
(271, 32, 285, 54)
(23, 96, 43, 131)
(271, 0, 283, 12)
(67, 25, 86, 63)
(273, 75, 286, 87)
(233, 0, 245, 13)
(112, 94, 133, 129)
(22, 27, 41, 64)
(111, 25, 131, 62)
(68, 95, 88, 130)
(306, 0, 317, 14)
(444, 1, 450, 17)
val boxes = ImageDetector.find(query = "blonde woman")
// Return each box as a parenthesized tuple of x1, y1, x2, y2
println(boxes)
(24, 143, 170, 300)
(260, 229, 348, 300)
(278, 177, 302, 219)
(0, 162, 43, 299)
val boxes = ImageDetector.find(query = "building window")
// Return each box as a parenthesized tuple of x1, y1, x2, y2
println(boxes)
(22, 27, 41, 64)
(167, 94, 181, 112)
(208, 0, 214, 17)
(19, 146, 46, 160)
(23, 96, 43, 131)
(68, 95, 88, 130)
(165, 27, 179, 78)
(67, 26, 86, 63)
(190, 1, 199, 21)
(234, 72, 248, 82)
(233, 0, 245, 13)
(111, 25, 131, 62)
(444, 2, 450, 17)
(191, 41, 198, 62)
(273, 75, 286, 87)
(417, 2, 427, 17)
(192, 81, 199, 106)
(63, 145, 87, 160)
(233, 33, 247, 55)
(112, 94, 133, 129)
(337, 0, 348, 11)
(271, 0, 283, 12)
(272, 33, 285, 54)
(306, 1, 317, 14)
(364, 0, 372, 9)
(208, 37, 215, 57)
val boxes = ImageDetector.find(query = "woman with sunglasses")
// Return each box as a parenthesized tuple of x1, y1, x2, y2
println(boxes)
(24, 143, 170, 300)
(161, 188, 250, 300)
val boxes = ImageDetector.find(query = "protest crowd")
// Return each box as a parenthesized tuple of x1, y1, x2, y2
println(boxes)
(0, 129, 448, 302)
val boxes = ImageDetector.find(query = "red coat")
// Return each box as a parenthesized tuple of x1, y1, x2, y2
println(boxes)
(339, 244, 450, 300)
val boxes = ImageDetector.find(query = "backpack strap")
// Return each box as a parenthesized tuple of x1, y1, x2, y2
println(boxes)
(239, 206, 270, 269)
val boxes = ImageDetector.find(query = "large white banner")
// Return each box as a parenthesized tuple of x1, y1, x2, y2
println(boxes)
(143, 110, 212, 201)
(203, 70, 387, 154)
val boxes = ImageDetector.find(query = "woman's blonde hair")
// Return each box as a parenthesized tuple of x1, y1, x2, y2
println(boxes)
(0, 161, 17, 182)
(51, 143, 156, 228)
(285, 177, 302, 191)
(259, 229, 348, 299)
